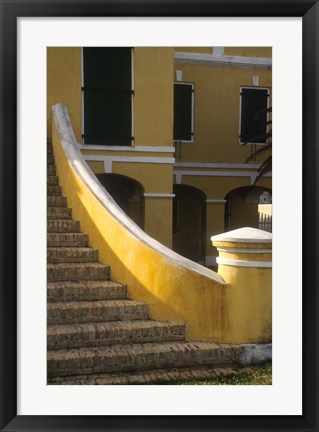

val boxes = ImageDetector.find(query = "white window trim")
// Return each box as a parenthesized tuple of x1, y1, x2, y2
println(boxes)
(239, 86, 271, 146)
(81, 47, 134, 147)
(174, 81, 195, 144)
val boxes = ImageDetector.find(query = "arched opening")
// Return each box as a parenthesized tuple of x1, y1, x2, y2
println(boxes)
(224, 186, 272, 232)
(173, 184, 207, 264)
(96, 173, 145, 229)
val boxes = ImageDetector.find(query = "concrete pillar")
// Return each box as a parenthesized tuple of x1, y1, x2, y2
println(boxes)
(211, 227, 272, 343)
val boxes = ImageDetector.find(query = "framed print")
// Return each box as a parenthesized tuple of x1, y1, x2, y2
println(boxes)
(0, 0, 318, 431)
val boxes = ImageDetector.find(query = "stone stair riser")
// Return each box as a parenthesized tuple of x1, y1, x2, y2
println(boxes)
(47, 220, 80, 233)
(47, 233, 88, 247)
(47, 264, 110, 282)
(47, 322, 186, 350)
(47, 154, 55, 164)
(47, 281, 127, 302)
(47, 343, 239, 378)
(47, 247, 99, 263)
(47, 301, 148, 325)
(47, 196, 67, 207)
(48, 165, 56, 175)
(48, 207, 72, 220)
(47, 185, 62, 196)
(47, 176, 59, 186)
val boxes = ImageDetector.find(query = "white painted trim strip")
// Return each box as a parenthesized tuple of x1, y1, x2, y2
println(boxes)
(79, 144, 175, 153)
(84, 155, 175, 173)
(144, 193, 175, 198)
(217, 247, 272, 254)
(174, 52, 272, 69)
(206, 199, 227, 204)
(216, 257, 272, 268)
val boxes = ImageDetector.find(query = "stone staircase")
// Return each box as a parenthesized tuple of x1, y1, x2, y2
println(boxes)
(47, 143, 248, 384)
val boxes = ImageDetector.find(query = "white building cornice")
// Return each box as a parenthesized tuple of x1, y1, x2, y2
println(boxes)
(174, 51, 272, 70)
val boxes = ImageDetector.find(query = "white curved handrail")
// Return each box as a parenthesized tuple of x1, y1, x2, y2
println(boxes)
(52, 103, 224, 283)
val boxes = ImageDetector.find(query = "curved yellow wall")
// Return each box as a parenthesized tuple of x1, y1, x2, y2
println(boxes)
(52, 115, 237, 342)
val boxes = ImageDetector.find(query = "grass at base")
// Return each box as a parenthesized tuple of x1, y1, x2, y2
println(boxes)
(157, 362, 272, 385)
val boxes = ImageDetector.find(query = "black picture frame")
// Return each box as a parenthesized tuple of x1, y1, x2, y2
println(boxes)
(0, 1, 318, 431)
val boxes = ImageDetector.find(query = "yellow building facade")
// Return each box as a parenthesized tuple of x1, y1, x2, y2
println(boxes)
(47, 46, 272, 268)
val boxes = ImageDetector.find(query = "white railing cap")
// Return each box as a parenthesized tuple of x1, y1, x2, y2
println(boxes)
(211, 227, 272, 244)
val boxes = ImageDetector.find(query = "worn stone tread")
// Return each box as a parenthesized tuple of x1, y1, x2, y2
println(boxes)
(47, 232, 89, 247)
(47, 207, 72, 220)
(47, 299, 149, 325)
(47, 320, 186, 350)
(47, 280, 127, 302)
(47, 247, 99, 263)
(47, 220, 80, 233)
(47, 196, 67, 207)
(47, 342, 241, 378)
(48, 365, 244, 385)
(48, 185, 62, 196)
(47, 262, 110, 282)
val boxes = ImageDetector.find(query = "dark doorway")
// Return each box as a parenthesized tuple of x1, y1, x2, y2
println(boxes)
(96, 174, 144, 229)
(173, 184, 206, 264)
(83, 48, 132, 146)
(224, 186, 272, 231)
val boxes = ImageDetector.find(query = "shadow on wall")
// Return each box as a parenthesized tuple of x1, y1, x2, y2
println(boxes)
(96, 173, 145, 230)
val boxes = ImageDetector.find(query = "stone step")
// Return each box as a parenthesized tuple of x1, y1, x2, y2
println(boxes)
(47, 299, 149, 325)
(47, 154, 55, 164)
(47, 247, 99, 263)
(47, 262, 110, 282)
(48, 364, 243, 385)
(47, 341, 241, 378)
(48, 196, 67, 207)
(47, 280, 127, 302)
(47, 164, 56, 175)
(47, 320, 186, 350)
(47, 233, 88, 247)
(47, 220, 80, 233)
(47, 185, 62, 196)
(47, 207, 72, 220)
(47, 175, 59, 186)
(47, 144, 53, 154)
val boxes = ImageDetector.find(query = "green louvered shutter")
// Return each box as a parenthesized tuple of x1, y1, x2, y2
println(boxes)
(83, 48, 132, 146)
(240, 87, 269, 144)
(174, 83, 194, 141)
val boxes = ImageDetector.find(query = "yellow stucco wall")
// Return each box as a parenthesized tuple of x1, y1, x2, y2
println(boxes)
(134, 48, 174, 147)
(47, 48, 82, 142)
(174, 63, 272, 163)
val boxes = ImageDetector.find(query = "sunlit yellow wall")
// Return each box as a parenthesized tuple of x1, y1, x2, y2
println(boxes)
(212, 239, 272, 343)
(47, 48, 82, 142)
(134, 48, 174, 147)
(224, 47, 272, 58)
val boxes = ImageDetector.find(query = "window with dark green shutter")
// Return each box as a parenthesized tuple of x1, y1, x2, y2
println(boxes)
(239, 87, 270, 144)
(174, 82, 194, 141)
(83, 48, 132, 146)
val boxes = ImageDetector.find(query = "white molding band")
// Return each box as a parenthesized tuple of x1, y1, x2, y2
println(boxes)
(216, 257, 272, 268)
(206, 199, 227, 204)
(144, 193, 175, 198)
(217, 247, 272, 254)
(79, 144, 175, 153)
(83, 155, 175, 173)
(174, 51, 272, 69)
